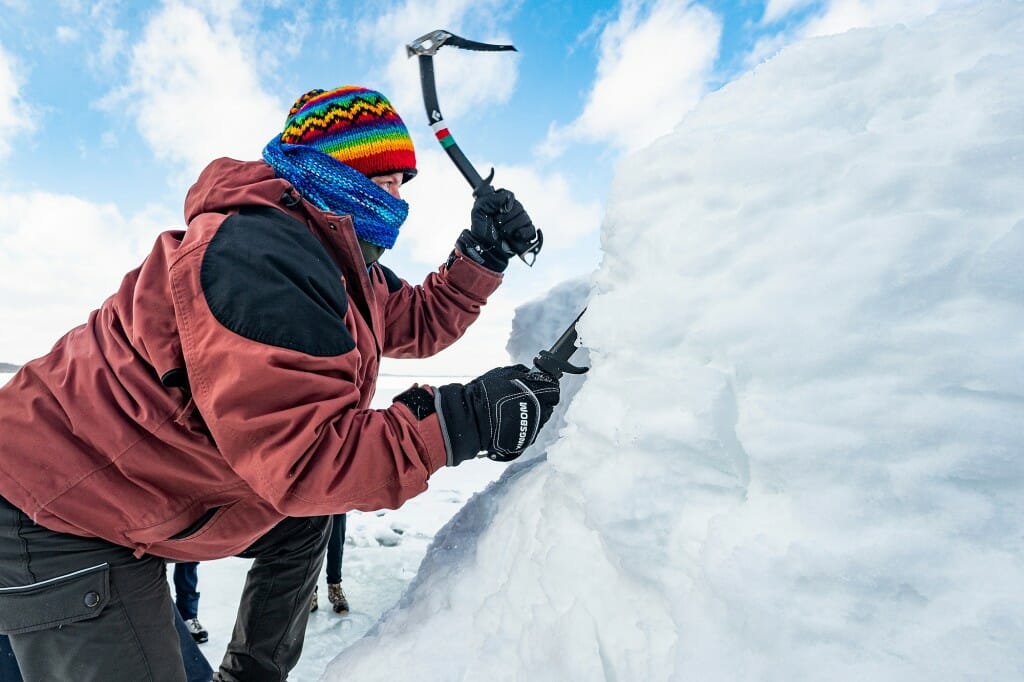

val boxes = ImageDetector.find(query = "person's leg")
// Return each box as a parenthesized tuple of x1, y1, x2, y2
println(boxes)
(174, 609, 214, 682)
(173, 562, 200, 621)
(325, 514, 349, 613)
(214, 516, 329, 682)
(0, 634, 23, 682)
(0, 496, 185, 682)
(336, 514, 346, 576)
(325, 514, 344, 585)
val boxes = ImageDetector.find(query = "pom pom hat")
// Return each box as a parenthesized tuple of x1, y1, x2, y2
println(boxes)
(280, 86, 417, 182)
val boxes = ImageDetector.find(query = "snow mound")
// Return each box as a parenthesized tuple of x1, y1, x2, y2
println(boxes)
(325, 3, 1024, 680)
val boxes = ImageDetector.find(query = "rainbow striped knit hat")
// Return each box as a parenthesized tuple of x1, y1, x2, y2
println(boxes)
(280, 86, 417, 182)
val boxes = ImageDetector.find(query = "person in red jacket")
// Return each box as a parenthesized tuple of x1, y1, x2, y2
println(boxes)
(0, 85, 559, 682)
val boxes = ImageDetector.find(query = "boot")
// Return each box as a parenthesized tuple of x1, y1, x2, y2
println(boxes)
(185, 617, 209, 644)
(327, 583, 349, 614)
(310, 585, 318, 613)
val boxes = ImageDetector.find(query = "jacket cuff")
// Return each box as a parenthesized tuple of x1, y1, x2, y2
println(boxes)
(418, 412, 450, 472)
(434, 383, 483, 467)
(391, 391, 449, 473)
(445, 248, 504, 299)
(394, 383, 482, 467)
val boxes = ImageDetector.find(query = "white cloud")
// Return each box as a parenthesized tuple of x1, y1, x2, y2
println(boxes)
(53, 0, 129, 71)
(269, 6, 312, 61)
(398, 147, 603, 266)
(105, 0, 283, 177)
(543, 0, 722, 155)
(93, 26, 127, 71)
(354, 0, 520, 124)
(0, 43, 34, 157)
(0, 192, 175, 363)
(485, 165, 603, 252)
(56, 25, 80, 42)
(762, 0, 820, 24)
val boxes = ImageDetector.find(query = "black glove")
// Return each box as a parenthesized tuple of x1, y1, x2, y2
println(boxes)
(435, 364, 560, 465)
(457, 188, 537, 272)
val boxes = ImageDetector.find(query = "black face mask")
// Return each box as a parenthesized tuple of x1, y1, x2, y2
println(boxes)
(358, 239, 385, 266)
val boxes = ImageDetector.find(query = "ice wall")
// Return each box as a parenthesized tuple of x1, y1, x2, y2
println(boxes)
(326, 3, 1024, 680)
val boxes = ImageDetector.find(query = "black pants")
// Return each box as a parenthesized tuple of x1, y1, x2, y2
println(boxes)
(0, 600, 214, 682)
(0, 495, 329, 682)
(325, 514, 346, 585)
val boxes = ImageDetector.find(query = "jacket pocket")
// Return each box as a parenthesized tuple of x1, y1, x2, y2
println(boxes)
(126, 501, 237, 548)
(169, 505, 222, 540)
(0, 562, 109, 634)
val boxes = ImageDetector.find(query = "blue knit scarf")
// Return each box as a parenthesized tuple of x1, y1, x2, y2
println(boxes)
(262, 137, 408, 249)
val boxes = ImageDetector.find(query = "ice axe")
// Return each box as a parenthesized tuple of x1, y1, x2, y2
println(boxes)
(407, 29, 587, 379)
(406, 29, 543, 266)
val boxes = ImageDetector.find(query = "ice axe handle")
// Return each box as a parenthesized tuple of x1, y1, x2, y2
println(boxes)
(411, 33, 542, 266)
(532, 309, 589, 381)
(417, 55, 487, 189)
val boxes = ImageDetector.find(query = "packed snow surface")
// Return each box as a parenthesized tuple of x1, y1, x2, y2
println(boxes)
(325, 4, 1024, 681)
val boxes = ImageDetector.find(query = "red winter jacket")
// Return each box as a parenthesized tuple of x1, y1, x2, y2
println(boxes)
(0, 158, 501, 561)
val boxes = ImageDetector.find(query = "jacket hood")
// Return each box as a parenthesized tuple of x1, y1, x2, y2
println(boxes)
(184, 158, 287, 224)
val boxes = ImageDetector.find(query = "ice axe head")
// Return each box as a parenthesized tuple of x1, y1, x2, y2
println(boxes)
(406, 30, 453, 57)
(406, 29, 517, 56)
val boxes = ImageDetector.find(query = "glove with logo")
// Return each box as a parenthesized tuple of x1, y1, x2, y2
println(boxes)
(435, 364, 560, 465)
(456, 187, 537, 272)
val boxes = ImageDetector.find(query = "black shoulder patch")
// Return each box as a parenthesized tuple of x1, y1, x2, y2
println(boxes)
(376, 263, 404, 294)
(201, 206, 356, 356)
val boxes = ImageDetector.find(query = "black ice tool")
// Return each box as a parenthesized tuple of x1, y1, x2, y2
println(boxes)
(532, 308, 589, 380)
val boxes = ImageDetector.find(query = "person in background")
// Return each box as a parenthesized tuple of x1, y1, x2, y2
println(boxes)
(0, 84, 559, 681)
(311, 514, 350, 614)
(174, 562, 208, 643)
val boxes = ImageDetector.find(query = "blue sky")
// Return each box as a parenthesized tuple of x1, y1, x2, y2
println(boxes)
(1, 0, 780, 210)
(0, 0, 971, 367)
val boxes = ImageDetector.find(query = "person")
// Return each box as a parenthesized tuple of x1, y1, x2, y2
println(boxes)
(310, 514, 350, 614)
(173, 562, 209, 642)
(0, 85, 560, 681)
